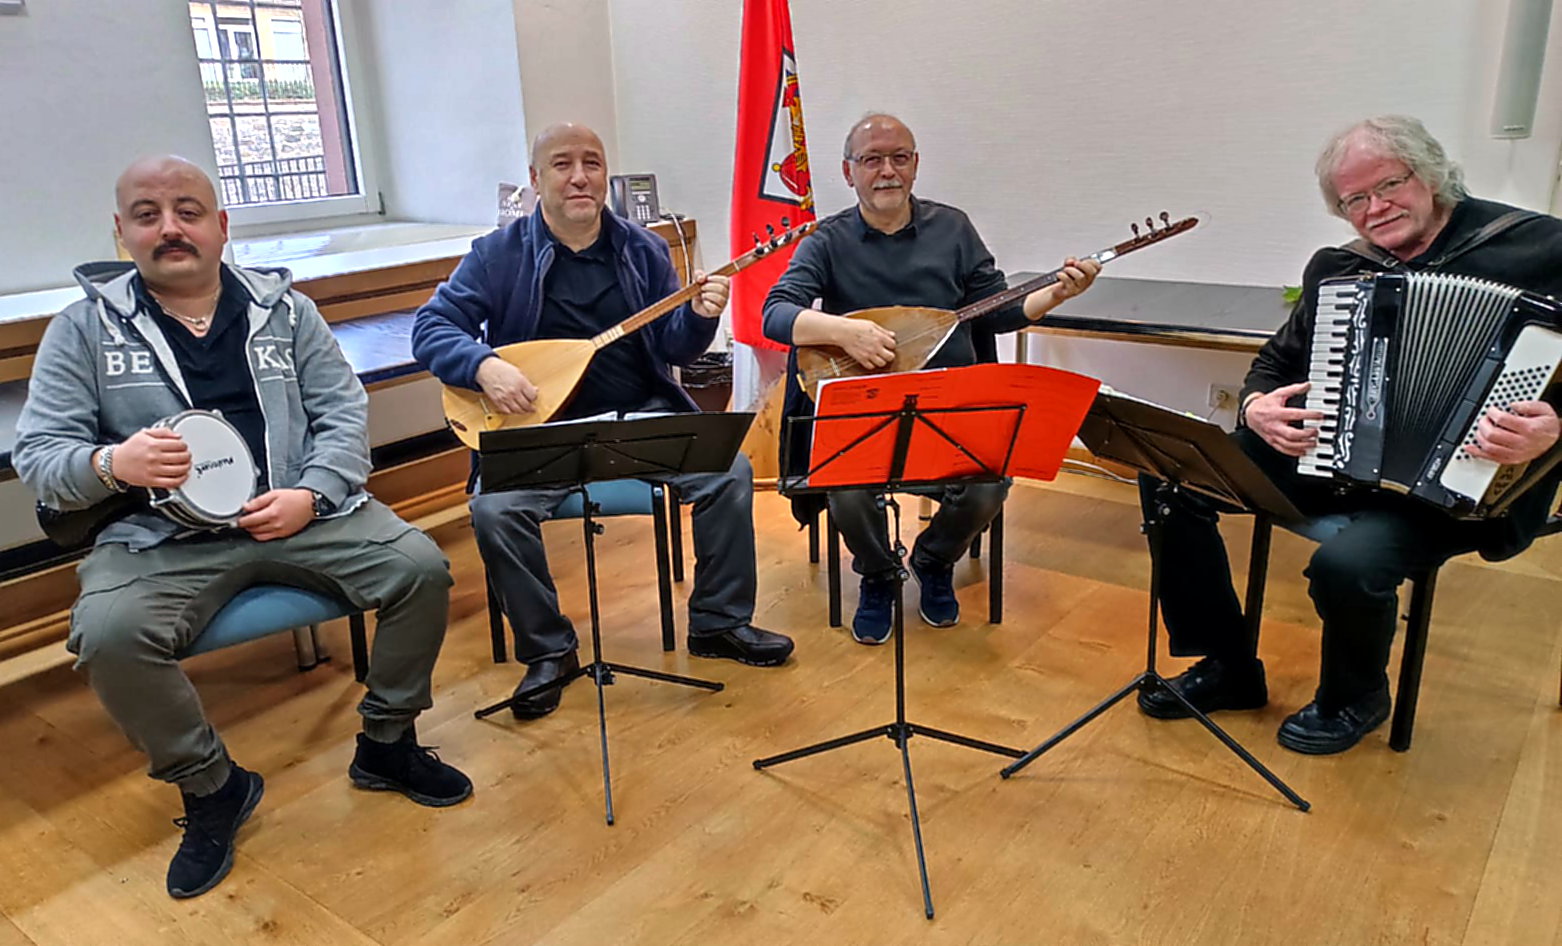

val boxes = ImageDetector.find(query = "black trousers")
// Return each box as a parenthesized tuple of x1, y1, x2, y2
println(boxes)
(1142, 429, 1493, 710)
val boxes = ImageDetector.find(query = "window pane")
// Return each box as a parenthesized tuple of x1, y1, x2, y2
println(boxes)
(190, 0, 358, 208)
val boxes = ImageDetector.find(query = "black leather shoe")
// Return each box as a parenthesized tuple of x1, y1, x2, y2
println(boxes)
(1137, 656, 1268, 720)
(510, 651, 581, 719)
(1276, 686, 1391, 755)
(688, 626, 794, 667)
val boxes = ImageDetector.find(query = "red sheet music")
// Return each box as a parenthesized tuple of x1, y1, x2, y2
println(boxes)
(807, 364, 1100, 488)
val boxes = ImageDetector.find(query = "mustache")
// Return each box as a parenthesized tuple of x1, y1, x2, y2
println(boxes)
(872, 181, 903, 191)
(154, 240, 200, 259)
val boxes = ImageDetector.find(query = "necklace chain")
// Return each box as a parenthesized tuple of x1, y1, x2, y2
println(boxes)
(149, 286, 220, 330)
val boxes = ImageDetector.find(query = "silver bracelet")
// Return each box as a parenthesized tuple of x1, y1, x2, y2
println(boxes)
(96, 446, 126, 493)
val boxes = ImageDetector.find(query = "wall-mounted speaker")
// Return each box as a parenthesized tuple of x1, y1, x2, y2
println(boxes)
(1492, 0, 1555, 138)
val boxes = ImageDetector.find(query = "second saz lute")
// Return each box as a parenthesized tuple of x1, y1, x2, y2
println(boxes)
(794, 212, 1198, 399)
(443, 218, 817, 449)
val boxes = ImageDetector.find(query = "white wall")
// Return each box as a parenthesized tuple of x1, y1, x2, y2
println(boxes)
(350, 0, 529, 225)
(608, 0, 1562, 290)
(511, 0, 621, 165)
(0, 0, 215, 294)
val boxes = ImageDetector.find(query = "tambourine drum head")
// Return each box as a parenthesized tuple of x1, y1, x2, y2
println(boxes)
(161, 411, 257, 525)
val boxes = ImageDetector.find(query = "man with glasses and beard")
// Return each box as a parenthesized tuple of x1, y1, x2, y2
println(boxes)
(762, 112, 1100, 646)
(1137, 115, 1562, 754)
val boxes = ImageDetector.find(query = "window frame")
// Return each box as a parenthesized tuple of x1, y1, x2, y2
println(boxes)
(202, 0, 384, 231)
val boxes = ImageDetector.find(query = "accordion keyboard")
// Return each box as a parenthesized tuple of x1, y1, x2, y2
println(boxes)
(1297, 280, 1361, 479)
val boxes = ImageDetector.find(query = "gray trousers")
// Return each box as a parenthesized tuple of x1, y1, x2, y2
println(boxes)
(68, 499, 452, 796)
(470, 453, 758, 664)
(829, 481, 1009, 579)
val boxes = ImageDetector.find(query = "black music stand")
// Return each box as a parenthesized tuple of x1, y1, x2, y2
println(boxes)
(472, 412, 753, 825)
(998, 390, 1311, 812)
(759, 393, 1029, 919)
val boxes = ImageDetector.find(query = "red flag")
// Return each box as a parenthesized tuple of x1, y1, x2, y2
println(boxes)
(730, 0, 815, 352)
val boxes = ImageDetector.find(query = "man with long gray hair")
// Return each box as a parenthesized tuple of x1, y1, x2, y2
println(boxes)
(1137, 116, 1562, 754)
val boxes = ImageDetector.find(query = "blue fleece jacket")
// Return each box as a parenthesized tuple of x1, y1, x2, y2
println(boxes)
(411, 210, 714, 412)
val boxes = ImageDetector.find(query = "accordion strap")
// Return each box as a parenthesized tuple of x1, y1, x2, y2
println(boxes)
(1340, 208, 1542, 270)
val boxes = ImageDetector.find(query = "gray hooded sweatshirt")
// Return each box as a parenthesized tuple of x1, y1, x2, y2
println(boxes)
(14, 261, 371, 550)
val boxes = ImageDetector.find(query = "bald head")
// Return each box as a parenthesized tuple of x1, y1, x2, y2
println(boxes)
(843, 113, 915, 160)
(113, 154, 228, 293)
(529, 123, 606, 170)
(115, 155, 218, 214)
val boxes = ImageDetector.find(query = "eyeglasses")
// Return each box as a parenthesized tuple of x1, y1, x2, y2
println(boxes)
(1337, 173, 1413, 216)
(850, 151, 915, 170)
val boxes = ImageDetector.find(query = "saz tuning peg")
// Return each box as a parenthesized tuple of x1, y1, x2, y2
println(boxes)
(1131, 222, 1141, 238)
(1160, 211, 1171, 227)
(781, 216, 791, 229)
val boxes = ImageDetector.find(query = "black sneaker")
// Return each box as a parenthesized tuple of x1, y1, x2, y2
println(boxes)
(349, 729, 473, 807)
(1137, 656, 1268, 719)
(167, 764, 265, 899)
(1276, 686, 1391, 755)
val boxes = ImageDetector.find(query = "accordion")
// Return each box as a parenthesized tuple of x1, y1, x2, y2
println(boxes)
(1298, 271, 1562, 517)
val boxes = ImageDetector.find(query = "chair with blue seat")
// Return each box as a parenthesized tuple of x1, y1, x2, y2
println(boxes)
(485, 478, 685, 663)
(177, 584, 370, 681)
(1241, 507, 1562, 752)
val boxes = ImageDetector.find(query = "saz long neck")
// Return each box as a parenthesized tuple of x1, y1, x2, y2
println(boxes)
(954, 248, 1118, 325)
(589, 247, 764, 349)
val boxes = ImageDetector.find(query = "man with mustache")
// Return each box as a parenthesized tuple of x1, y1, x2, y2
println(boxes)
(762, 112, 1100, 644)
(1138, 116, 1562, 754)
(14, 155, 472, 900)
(413, 123, 794, 721)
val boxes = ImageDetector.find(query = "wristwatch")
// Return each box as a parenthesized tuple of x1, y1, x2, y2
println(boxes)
(308, 489, 333, 517)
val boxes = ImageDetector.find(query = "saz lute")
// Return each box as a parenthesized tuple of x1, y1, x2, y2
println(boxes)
(443, 219, 817, 449)
(795, 212, 1199, 399)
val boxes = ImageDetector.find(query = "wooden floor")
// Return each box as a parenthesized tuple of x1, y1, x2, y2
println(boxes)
(2, 475, 1561, 945)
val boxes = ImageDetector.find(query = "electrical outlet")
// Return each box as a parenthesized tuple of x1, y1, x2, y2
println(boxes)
(1208, 383, 1240, 410)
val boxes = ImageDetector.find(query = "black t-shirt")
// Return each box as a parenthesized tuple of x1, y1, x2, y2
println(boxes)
(135, 269, 269, 489)
(536, 223, 658, 419)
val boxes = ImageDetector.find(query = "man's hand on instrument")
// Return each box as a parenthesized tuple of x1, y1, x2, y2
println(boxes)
(112, 427, 191, 488)
(475, 356, 540, 414)
(1245, 381, 1326, 457)
(238, 488, 316, 542)
(690, 271, 730, 318)
(1023, 258, 1103, 319)
(836, 317, 897, 370)
(1467, 400, 1561, 465)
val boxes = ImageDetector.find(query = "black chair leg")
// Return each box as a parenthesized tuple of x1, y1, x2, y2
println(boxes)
(827, 509, 842, 628)
(652, 484, 677, 652)
(487, 573, 508, 664)
(350, 612, 369, 683)
(1390, 568, 1438, 752)
(808, 512, 820, 565)
(989, 509, 1004, 624)
(970, 529, 983, 560)
(1242, 516, 1274, 649)
(668, 483, 685, 583)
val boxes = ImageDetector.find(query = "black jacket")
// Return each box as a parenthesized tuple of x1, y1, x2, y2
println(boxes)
(1245, 197, 1562, 559)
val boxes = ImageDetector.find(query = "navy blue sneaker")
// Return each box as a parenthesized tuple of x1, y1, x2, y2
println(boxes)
(852, 576, 896, 645)
(911, 558, 959, 627)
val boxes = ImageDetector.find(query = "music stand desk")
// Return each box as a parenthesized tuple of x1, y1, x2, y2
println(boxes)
(474, 411, 753, 826)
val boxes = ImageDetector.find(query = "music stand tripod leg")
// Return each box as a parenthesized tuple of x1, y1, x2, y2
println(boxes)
(1000, 487, 1310, 812)
(753, 494, 1022, 919)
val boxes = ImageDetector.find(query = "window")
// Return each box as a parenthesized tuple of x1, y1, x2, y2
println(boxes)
(189, 0, 370, 223)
